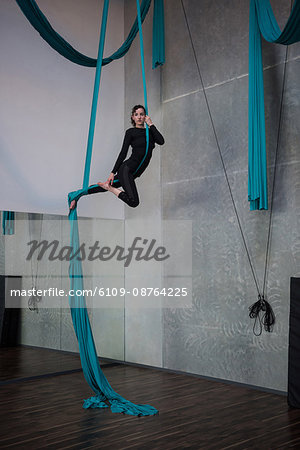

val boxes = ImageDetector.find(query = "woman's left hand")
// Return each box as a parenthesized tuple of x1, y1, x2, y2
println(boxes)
(145, 115, 153, 127)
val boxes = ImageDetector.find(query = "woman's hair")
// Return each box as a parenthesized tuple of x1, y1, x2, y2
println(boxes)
(131, 104, 146, 127)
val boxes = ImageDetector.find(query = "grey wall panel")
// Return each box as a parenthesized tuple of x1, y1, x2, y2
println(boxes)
(162, 92, 224, 183)
(267, 161, 300, 288)
(288, 41, 300, 60)
(60, 308, 79, 353)
(163, 315, 288, 389)
(180, 0, 288, 88)
(162, 0, 200, 101)
(161, 0, 300, 392)
(92, 307, 124, 361)
(163, 170, 234, 221)
(224, 168, 274, 290)
(278, 60, 300, 166)
(204, 65, 285, 175)
(19, 308, 61, 349)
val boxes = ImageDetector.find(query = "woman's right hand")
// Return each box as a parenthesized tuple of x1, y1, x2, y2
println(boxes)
(107, 172, 115, 185)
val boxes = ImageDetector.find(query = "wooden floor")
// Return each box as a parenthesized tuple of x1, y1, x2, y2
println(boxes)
(0, 346, 111, 382)
(1, 347, 300, 449)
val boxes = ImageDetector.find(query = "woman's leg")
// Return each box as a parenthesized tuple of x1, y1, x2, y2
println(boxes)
(96, 163, 139, 208)
(69, 164, 139, 209)
(98, 164, 139, 207)
(116, 163, 139, 208)
(69, 181, 122, 210)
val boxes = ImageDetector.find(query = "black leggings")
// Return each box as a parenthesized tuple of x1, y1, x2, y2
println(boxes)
(88, 162, 140, 208)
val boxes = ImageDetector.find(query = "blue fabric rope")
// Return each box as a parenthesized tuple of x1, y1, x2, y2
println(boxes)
(152, 0, 165, 68)
(248, 0, 300, 210)
(68, 191, 158, 416)
(114, 0, 150, 184)
(15, 0, 165, 69)
(134, 0, 150, 172)
(82, 0, 109, 190)
(67, 0, 158, 417)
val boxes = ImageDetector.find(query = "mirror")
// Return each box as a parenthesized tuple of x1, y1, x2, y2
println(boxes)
(0, 211, 125, 382)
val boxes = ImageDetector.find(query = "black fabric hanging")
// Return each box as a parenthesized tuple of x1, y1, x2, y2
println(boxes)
(288, 277, 300, 408)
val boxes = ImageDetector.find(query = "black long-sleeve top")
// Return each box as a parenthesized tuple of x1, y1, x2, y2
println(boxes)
(112, 125, 164, 177)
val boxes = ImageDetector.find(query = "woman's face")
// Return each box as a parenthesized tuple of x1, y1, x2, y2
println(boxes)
(132, 108, 145, 127)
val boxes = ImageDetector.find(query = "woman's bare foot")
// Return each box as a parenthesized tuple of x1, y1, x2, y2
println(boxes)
(97, 181, 123, 198)
(69, 200, 76, 210)
(97, 181, 111, 191)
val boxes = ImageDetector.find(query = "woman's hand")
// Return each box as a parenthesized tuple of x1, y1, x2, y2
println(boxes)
(107, 172, 115, 185)
(145, 115, 153, 127)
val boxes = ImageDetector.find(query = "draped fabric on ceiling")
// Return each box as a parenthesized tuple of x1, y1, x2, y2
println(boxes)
(2, 211, 15, 235)
(248, 0, 300, 210)
(15, 0, 165, 69)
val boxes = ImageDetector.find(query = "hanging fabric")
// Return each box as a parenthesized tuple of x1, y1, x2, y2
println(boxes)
(248, 0, 300, 210)
(113, 0, 150, 184)
(68, 0, 158, 416)
(2, 211, 15, 235)
(15, 0, 165, 69)
(152, 0, 165, 68)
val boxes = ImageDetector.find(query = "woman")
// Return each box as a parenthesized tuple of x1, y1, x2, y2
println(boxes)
(70, 105, 164, 209)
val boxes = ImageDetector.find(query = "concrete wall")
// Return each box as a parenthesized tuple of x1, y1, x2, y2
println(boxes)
(0, 0, 125, 219)
(160, 0, 300, 391)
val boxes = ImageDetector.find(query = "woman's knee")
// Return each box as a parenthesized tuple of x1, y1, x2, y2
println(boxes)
(118, 191, 139, 207)
(125, 194, 139, 207)
(129, 198, 139, 208)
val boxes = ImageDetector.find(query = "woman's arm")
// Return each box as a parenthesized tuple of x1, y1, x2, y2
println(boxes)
(149, 124, 165, 145)
(111, 129, 131, 174)
(145, 116, 164, 145)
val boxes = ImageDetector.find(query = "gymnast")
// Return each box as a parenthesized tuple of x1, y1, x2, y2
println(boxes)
(69, 105, 164, 210)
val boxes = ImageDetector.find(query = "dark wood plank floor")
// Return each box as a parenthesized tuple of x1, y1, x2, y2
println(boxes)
(0, 346, 110, 382)
(1, 348, 300, 449)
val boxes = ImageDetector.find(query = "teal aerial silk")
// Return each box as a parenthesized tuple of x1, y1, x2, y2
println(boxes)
(15, 0, 165, 69)
(114, 0, 150, 184)
(16, 0, 164, 415)
(67, 0, 159, 416)
(2, 211, 15, 235)
(152, 0, 165, 68)
(248, 0, 300, 210)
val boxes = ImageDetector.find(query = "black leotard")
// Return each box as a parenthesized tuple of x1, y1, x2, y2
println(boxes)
(87, 124, 164, 207)
(112, 125, 165, 178)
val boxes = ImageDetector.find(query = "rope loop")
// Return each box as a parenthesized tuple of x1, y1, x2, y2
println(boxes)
(249, 294, 275, 336)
